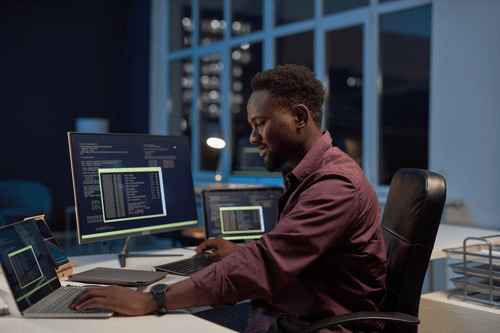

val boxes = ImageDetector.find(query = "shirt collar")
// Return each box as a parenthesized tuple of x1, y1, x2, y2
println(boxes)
(282, 131, 333, 186)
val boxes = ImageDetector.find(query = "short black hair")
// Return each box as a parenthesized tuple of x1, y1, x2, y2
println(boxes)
(251, 64, 325, 125)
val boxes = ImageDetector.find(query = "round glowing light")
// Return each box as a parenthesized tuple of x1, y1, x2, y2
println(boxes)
(210, 20, 220, 29)
(208, 104, 219, 114)
(206, 137, 226, 149)
(182, 17, 191, 27)
(232, 21, 241, 31)
(200, 75, 210, 85)
(208, 90, 219, 100)
(232, 50, 241, 60)
(232, 81, 243, 92)
(232, 66, 243, 77)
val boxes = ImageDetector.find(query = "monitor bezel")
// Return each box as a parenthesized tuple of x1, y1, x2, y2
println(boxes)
(68, 132, 199, 245)
(201, 186, 283, 242)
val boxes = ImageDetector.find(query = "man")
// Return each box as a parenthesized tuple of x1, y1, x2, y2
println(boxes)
(70, 64, 387, 333)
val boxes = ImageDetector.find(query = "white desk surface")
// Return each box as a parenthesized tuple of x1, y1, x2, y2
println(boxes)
(2, 224, 499, 332)
(419, 289, 500, 333)
(431, 224, 500, 260)
(0, 247, 237, 333)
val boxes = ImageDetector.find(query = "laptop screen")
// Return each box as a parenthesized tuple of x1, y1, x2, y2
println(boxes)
(201, 187, 283, 242)
(0, 219, 60, 312)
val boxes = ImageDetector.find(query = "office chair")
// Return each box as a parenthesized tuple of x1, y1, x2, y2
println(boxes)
(0, 179, 53, 226)
(296, 168, 447, 333)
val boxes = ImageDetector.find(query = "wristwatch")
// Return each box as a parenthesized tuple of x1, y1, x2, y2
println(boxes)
(150, 283, 168, 315)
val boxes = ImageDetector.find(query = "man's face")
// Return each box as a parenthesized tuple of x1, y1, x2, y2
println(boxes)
(247, 90, 298, 171)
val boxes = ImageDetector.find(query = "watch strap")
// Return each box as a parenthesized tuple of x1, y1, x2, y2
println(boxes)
(151, 284, 168, 315)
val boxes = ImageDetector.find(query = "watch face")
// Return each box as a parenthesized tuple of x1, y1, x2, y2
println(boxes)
(151, 283, 168, 293)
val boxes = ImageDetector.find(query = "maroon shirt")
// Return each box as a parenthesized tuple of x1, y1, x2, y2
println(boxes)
(191, 131, 387, 332)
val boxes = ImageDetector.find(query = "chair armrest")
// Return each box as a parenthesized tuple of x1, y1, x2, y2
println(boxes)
(295, 311, 420, 333)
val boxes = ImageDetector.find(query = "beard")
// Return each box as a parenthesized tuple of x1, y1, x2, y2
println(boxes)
(263, 149, 287, 172)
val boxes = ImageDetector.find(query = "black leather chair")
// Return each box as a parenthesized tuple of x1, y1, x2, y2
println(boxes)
(296, 168, 447, 333)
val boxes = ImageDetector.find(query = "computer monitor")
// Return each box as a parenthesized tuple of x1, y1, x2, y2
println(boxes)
(201, 187, 283, 243)
(68, 132, 198, 266)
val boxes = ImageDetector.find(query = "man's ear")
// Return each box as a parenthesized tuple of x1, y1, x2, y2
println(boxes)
(293, 104, 309, 129)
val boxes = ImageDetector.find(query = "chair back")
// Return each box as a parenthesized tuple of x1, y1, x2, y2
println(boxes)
(381, 168, 446, 330)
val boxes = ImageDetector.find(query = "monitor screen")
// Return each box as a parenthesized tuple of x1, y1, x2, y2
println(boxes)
(201, 187, 283, 242)
(68, 132, 199, 244)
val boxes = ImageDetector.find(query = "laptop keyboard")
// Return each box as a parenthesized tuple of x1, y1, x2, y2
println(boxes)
(36, 286, 83, 314)
(29, 286, 109, 315)
(153, 254, 220, 276)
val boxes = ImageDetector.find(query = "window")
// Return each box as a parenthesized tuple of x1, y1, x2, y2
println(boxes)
(231, 41, 263, 176)
(325, 25, 364, 167)
(232, 0, 262, 37)
(323, 0, 368, 16)
(169, 0, 191, 51)
(275, 0, 315, 26)
(276, 31, 314, 69)
(158, 0, 432, 190)
(168, 58, 192, 137)
(379, 5, 431, 184)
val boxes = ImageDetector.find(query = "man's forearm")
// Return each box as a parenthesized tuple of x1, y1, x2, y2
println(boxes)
(165, 277, 212, 310)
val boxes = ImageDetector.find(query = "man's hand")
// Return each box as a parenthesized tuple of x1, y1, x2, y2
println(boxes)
(69, 285, 156, 316)
(195, 238, 240, 259)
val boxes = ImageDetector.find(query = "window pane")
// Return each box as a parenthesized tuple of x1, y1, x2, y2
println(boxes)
(325, 26, 363, 167)
(168, 59, 192, 137)
(231, 0, 262, 37)
(231, 42, 263, 175)
(276, 31, 314, 70)
(379, 5, 431, 185)
(199, 0, 225, 45)
(169, 0, 191, 51)
(199, 54, 223, 171)
(275, 0, 314, 26)
(323, 0, 369, 16)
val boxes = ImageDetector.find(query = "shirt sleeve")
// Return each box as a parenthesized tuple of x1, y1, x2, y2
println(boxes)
(190, 175, 362, 308)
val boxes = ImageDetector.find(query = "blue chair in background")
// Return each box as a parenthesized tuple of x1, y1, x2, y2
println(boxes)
(0, 180, 53, 226)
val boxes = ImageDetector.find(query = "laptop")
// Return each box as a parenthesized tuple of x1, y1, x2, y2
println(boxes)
(67, 267, 167, 287)
(152, 186, 283, 275)
(0, 219, 113, 318)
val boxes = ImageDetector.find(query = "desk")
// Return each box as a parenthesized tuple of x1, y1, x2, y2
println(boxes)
(431, 224, 500, 260)
(0, 248, 237, 333)
(425, 224, 500, 292)
(419, 225, 500, 332)
(419, 289, 500, 333)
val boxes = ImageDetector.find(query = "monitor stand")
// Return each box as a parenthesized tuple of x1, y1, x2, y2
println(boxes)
(117, 236, 184, 267)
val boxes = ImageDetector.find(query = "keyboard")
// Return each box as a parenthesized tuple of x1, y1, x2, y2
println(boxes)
(26, 286, 111, 316)
(152, 254, 220, 276)
(36, 286, 82, 314)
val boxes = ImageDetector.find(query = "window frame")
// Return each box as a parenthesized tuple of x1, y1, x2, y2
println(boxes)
(151, 0, 432, 196)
